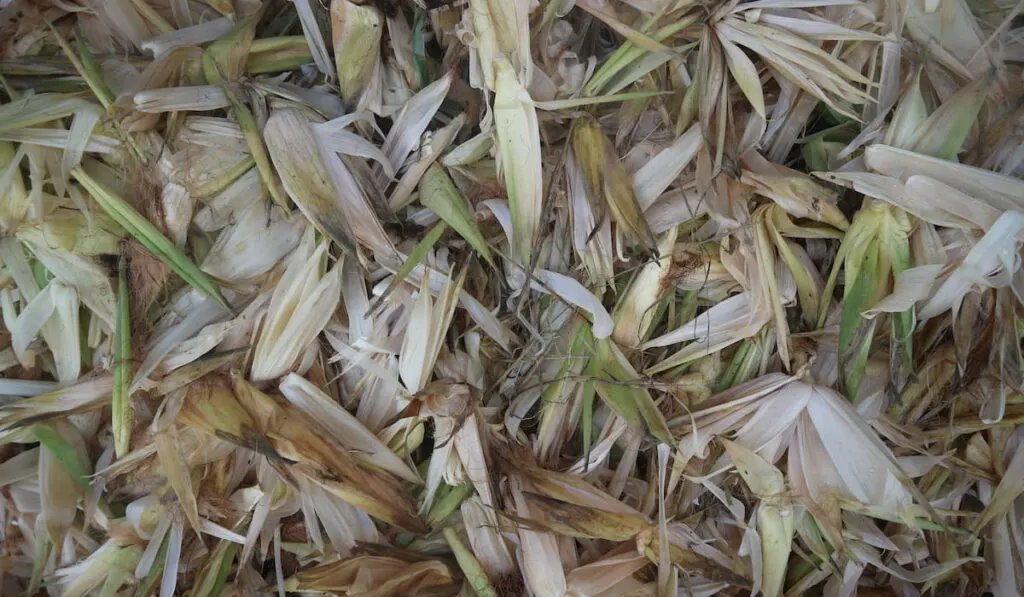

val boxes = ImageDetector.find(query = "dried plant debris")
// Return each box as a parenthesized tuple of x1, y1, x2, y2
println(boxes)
(0, 0, 1023, 595)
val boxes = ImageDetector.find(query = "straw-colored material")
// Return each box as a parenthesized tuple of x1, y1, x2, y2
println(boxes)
(0, 0, 1022, 595)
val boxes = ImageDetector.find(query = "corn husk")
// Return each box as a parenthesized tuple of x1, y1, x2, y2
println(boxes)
(572, 113, 658, 254)
(494, 59, 543, 264)
(1, 1, 1022, 595)
(330, 0, 383, 105)
(250, 233, 341, 382)
(264, 108, 359, 256)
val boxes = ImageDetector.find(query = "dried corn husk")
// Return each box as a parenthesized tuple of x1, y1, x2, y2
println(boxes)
(0, 1, 1022, 596)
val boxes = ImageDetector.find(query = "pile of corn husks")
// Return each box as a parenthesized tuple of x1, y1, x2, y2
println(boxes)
(1, 0, 1023, 595)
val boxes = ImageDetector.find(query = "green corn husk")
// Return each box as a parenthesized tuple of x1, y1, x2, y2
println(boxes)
(419, 163, 493, 267)
(111, 256, 133, 458)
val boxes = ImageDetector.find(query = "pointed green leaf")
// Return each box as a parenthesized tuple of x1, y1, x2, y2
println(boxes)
(419, 163, 494, 267)
(71, 167, 230, 310)
(112, 256, 133, 458)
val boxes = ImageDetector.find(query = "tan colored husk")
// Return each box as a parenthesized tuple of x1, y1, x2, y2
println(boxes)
(1, 1, 1021, 595)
